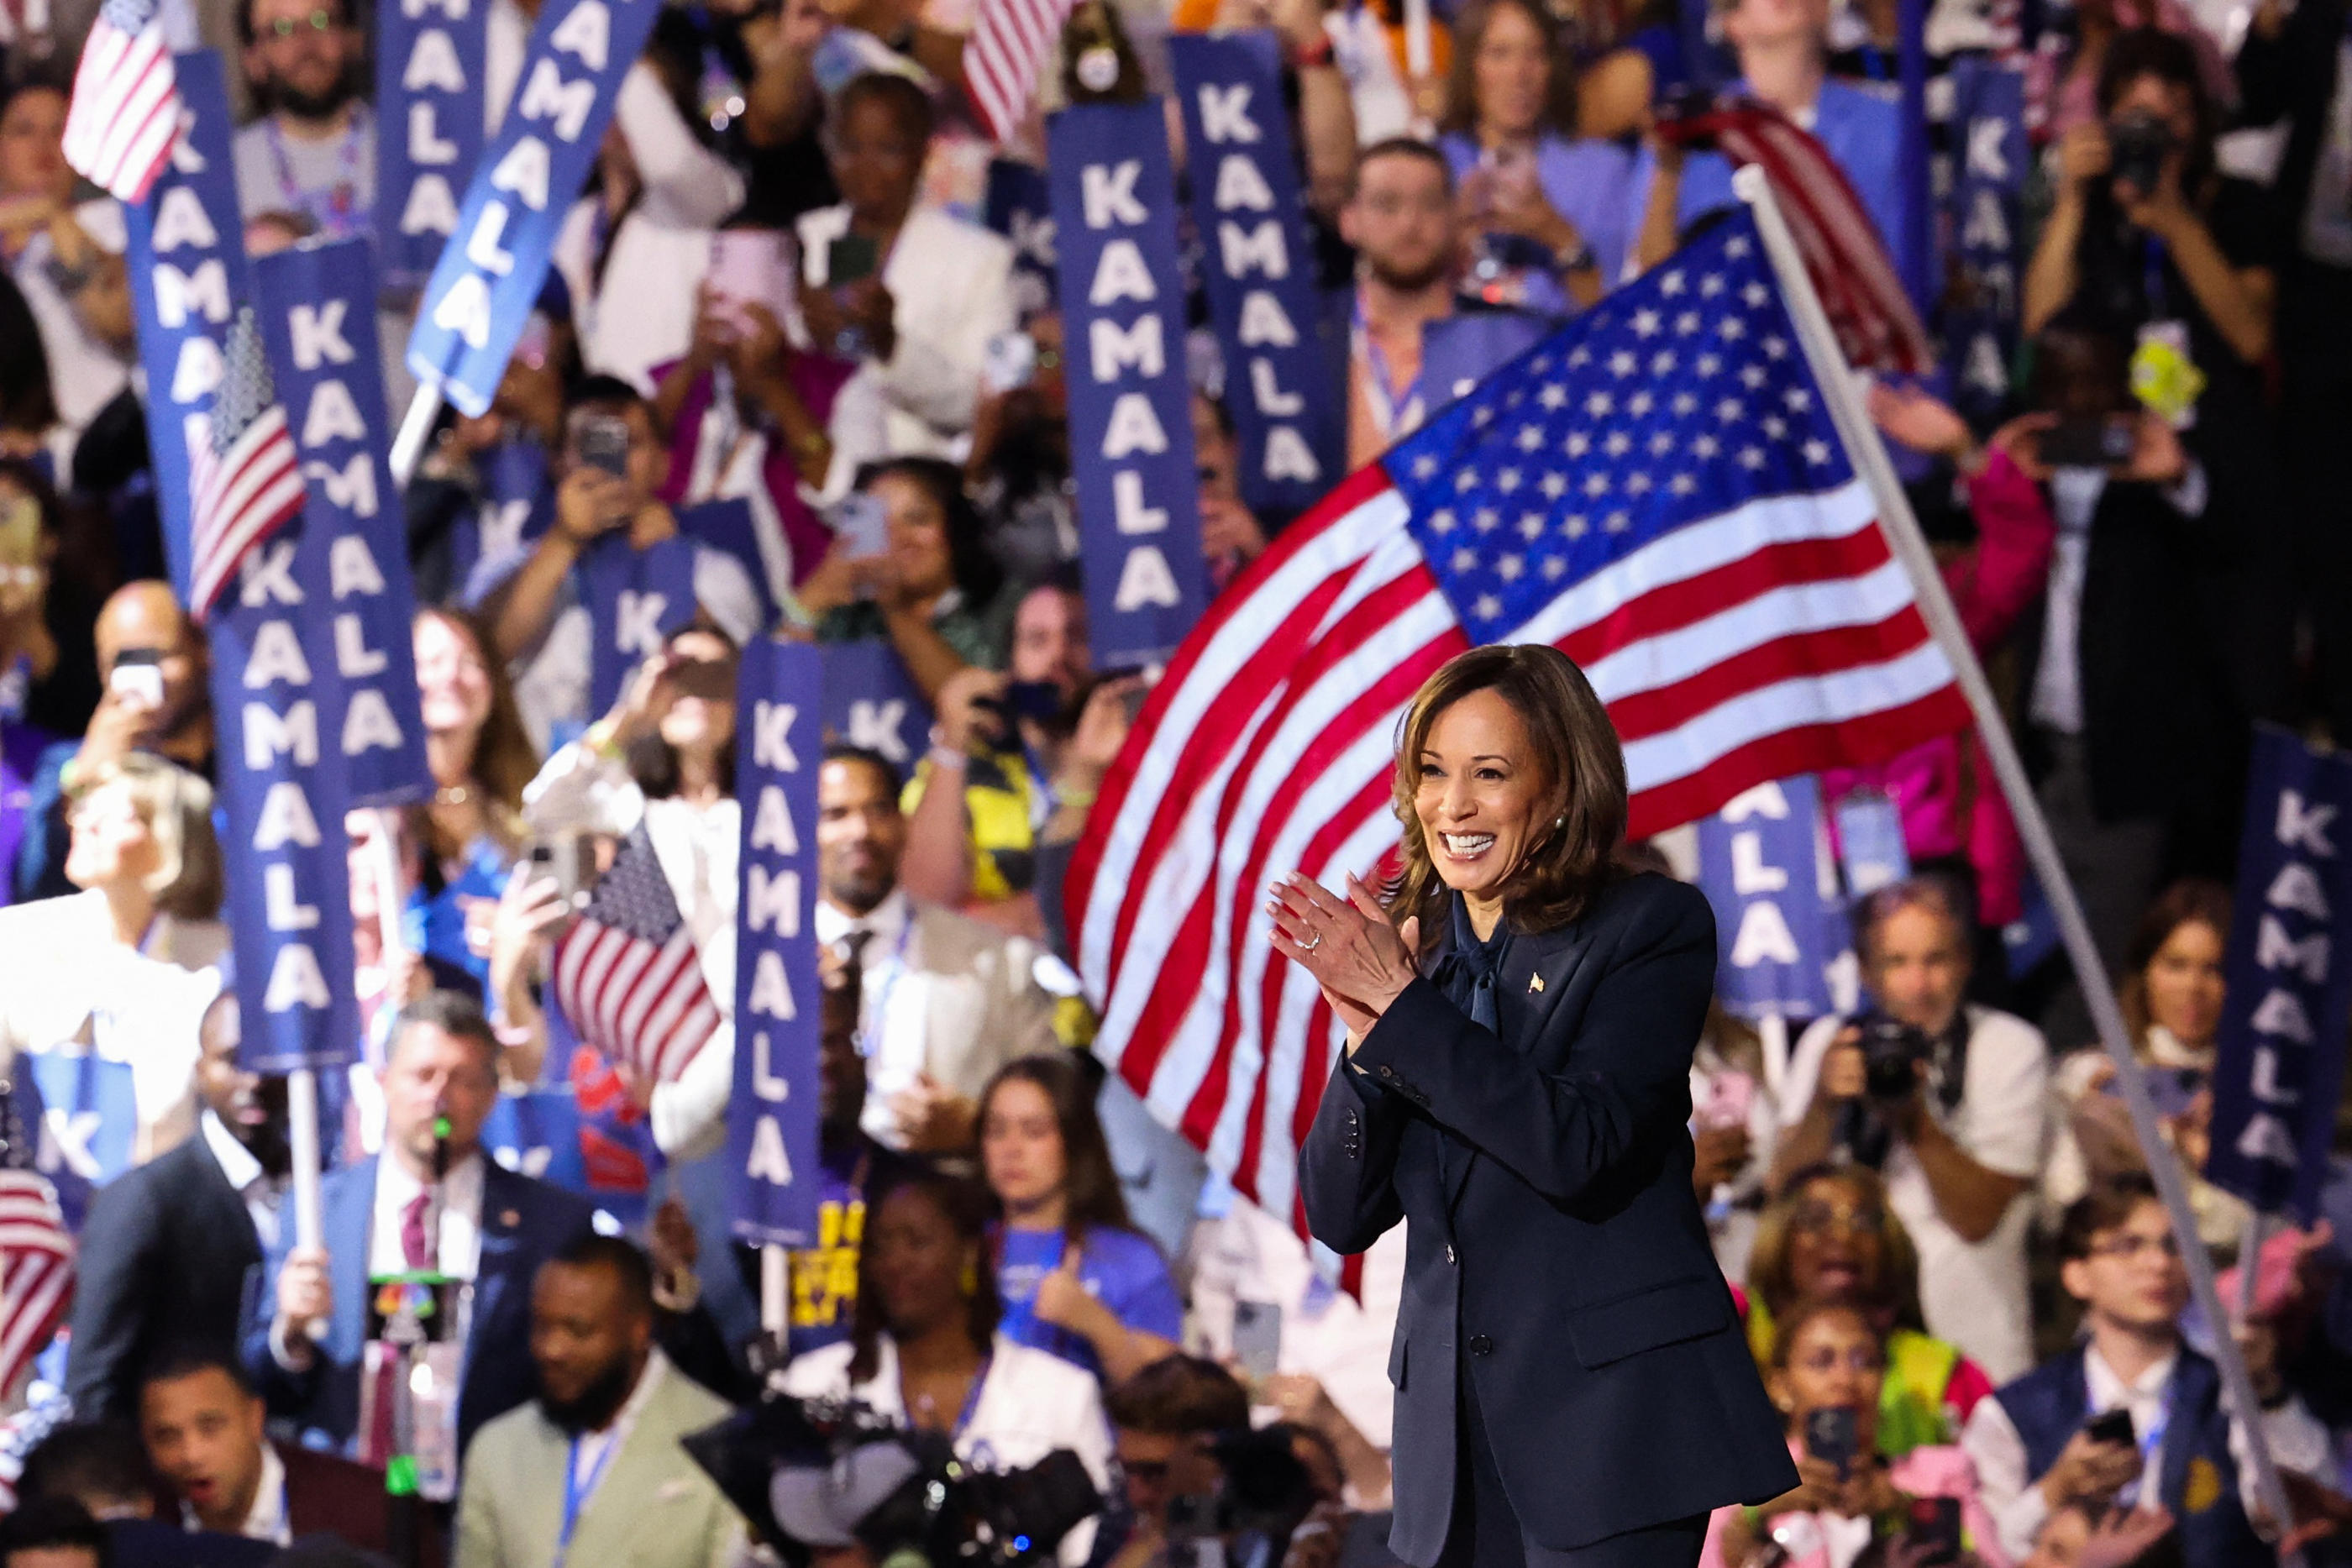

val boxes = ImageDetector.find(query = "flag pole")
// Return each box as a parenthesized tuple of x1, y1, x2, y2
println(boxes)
(388, 383, 444, 491)
(1732, 163, 2300, 1550)
(286, 1066, 324, 1252)
(760, 1245, 788, 1375)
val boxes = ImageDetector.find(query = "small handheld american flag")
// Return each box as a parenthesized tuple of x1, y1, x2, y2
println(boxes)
(966, 0, 1078, 142)
(553, 827, 723, 1088)
(61, 0, 181, 204)
(186, 306, 309, 620)
(0, 1089, 73, 1415)
(1072, 209, 1966, 1242)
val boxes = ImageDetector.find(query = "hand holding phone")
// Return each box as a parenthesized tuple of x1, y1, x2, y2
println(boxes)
(1233, 1299, 1281, 1381)
(1803, 1407, 1859, 1480)
(1904, 1497, 1962, 1566)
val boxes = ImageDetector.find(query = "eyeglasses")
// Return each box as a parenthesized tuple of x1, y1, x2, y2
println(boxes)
(260, 10, 338, 38)
(2089, 1232, 2181, 1261)
(1791, 1345, 1884, 1376)
(1788, 1203, 1887, 1238)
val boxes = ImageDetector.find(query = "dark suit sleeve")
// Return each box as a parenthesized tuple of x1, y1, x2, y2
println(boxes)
(65, 1171, 160, 1419)
(1299, 1063, 1410, 1256)
(1348, 883, 1714, 1205)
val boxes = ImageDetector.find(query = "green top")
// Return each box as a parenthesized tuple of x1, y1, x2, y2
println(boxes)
(816, 587, 1017, 670)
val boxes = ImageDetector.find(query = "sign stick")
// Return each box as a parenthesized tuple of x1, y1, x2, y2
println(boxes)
(388, 382, 445, 491)
(2236, 1210, 2268, 1324)
(371, 806, 412, 962)
(761, 1245, 788, 1338)
(286, 1066, 325, 1252)
(1735, 164, 2299, 1551)
(1758, 1009, 1790, 1103)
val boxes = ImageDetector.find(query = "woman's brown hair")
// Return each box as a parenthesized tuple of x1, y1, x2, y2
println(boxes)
(1384, 643, 1626, 950)
(978, 1052, 1140, 1237)
(413, 606, 536, 859)
(2117, 878, 2230, 1046)
(1440, 0, 1581, 139)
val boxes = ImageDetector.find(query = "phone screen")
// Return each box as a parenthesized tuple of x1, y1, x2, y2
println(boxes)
(834, 492, 890, 559)
(578, 415, 633, 479)
(828, 233, 879, 287)
(1233, 1300, 1281, 1381)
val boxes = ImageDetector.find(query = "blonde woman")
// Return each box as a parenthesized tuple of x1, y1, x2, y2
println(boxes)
(0, 752, 227, 1163)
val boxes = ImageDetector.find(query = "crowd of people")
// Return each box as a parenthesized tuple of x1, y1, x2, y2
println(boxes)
(0, 0, 2350, 1559)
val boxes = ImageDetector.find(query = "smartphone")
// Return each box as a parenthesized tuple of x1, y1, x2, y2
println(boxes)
(669, 655, 736, 703)
(2083, 1408, 2136, 1448)
(707, 228, 793, 328)
(833, 491, 890, 559)
(528, 833, 592, 908)
(2035, 417, 2135, 469)
(1004, 680, 1063, 725)
(828, 233, 880, 287)
(1904, 1497, 1963, 1566)
(1702, 1070, 1756, 1131)
(1803, 1408, 1859, 1479)
(1233, 1299, 1281, 1381)
(0, 493, 39, 569)
(110, 648, 165, 711)
(577, 413, 633, 478)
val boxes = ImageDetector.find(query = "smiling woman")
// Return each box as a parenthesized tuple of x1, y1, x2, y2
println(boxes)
(1276, 643, 1793, 1568)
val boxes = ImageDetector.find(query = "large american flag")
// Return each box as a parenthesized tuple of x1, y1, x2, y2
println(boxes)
(965, 0, 1075, 142)
(61, 0, 181, 204)
(553, 826, 723, 1088)
(186, 307, 307, 620)
(1068, 212, 1967, 1233)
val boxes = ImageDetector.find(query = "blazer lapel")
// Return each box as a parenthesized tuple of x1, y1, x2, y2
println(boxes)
(1440, 917, 1601, 1215)
(470, 1167, 527, 1366)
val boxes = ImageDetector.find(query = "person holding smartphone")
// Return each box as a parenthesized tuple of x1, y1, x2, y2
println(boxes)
(1702, 1302, 2003, 1568)
(1961, 1176, 2329, 1567)
(793, 72, 1017, 459)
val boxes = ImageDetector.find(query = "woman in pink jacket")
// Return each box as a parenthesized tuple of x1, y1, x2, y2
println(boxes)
(1820, 388, 2058, 929)
(1702, 1300, 2011, 1568)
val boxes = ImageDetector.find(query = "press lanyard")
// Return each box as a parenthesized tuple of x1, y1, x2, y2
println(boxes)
(858, 915, 917, 1062)
(1353, 290, 1424, 438)
(554, 1429, 622, 1568)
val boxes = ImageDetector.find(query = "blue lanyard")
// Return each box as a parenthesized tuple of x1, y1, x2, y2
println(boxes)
(858, 915, 918, 1062)
(1352, 289, 1424, 435)
(555, 1432, 621, 1567)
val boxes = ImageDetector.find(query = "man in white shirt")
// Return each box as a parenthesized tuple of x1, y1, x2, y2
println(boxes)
(139, 1355, 407, 1555)
(230, 0, 372, 236)
(254, 994, 600, 1471)
(1961, 1175, 2329, 1565)
(1772, 877, 2050, 1381)
(815, 746, 1058, 1154)
(66, 994, 282, 1419)
(455, 1237, 742, 1568)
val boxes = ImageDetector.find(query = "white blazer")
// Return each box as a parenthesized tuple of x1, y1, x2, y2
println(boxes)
(795, 204, 1017, 459)
(779, 1334, 1114, 1567)
(0, 889, 227, 1166)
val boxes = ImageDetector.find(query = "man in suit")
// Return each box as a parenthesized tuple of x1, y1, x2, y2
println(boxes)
(248, 992, 599, 1471)
(456, 1235, 742, 1568)
(68, 995, 283, 1420)
(138, 1353, 431, 1560)
(813, 745, 1058, 1156)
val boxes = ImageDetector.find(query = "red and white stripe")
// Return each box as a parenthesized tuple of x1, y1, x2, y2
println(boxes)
(0, 1173, 72, 1407)
(60, 10, 180, 205)
(553, 924, 722, 1087)
(186, 406, 307, 618)
(1068, 464, 1965, 1239)
(1661, 102, 1933, 376)
(964, 0, 1076, 143)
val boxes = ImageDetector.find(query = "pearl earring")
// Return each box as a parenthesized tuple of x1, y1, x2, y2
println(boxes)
(1554, 815, 1565, 829)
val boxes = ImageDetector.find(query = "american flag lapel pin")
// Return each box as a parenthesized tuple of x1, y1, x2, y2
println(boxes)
(1528, 973, 1544, 994)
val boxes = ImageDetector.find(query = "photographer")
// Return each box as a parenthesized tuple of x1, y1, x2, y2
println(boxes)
(2023, 29, 2274, 371)
(1773, 879, 2050, 1382)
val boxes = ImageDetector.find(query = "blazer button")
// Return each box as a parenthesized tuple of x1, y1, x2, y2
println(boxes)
(1468, 1335, 1494, 1356)
(1378, 1065, 1397, 1081)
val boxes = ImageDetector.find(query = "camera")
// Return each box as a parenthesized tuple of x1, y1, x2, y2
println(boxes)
(2108, 111, 2176, 196)
(1857, 1015, 1931, 1102)
(1162, 1426, 1325, 1568)
(684, 1393, 1100, 1568)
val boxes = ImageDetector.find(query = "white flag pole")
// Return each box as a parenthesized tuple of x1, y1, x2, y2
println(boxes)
(388, 383, 445, 491)
(761, 1245, 789, 1355)
(1732, 164, 2299, 1550)
(286, 1066, 325, 1252)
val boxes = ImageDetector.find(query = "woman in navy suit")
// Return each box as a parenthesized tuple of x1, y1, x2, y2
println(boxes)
(1273, 644, 1796, 1568)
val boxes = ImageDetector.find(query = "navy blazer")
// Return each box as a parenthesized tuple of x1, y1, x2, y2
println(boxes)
(244, 1155, 597, 1466)
(1301, 873, 1795, 1564)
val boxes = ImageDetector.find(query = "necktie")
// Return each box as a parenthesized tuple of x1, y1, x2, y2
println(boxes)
(401, 1191, 432, 1271)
